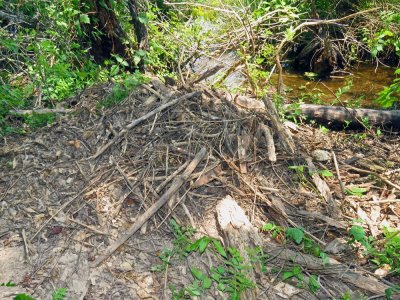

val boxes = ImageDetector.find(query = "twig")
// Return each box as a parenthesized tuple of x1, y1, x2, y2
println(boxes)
(306, 157, 340, 217)
(259, 123, 276, 162)
(90, 91, 201, 159)
(68, 218, 110, 236)
(91, 147, 208, 267)
(262, 97, 296, 154)
(30, 188, 88, 241)
(345, 164, 400, 191)
(10, 108, 73, 114)
(332, 151, 346, 199)
(21, 228, 30, 263)
(142, 83, 166, 101)
(360, 199, 400, 204)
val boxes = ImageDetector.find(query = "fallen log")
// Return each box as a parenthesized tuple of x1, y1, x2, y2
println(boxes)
(286, 104, 400, 127)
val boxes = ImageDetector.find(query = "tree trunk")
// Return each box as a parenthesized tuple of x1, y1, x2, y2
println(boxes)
(85, 0, 127, 62)
(127, 0, 149, 71)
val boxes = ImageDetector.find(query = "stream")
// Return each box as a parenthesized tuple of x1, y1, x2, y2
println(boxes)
(192, 53, 396, 108)
(277, 64, 396, 108)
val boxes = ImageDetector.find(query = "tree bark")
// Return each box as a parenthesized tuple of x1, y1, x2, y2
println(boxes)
(127, 0, 149, 71)
(85, 0, 127, 62)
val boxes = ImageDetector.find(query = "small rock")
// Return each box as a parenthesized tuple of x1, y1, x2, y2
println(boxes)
(311, 149, 331, 162)
(325, 238, 351, 254)
(119, 261, 133, 272)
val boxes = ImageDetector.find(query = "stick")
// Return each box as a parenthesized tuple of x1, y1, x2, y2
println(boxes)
(332, 151, 346, 199)
(21, 229, 30, 263)
(306, 157, 340, 217)
(264, 243, 390, 295)
(30, 189, 88, 241)
(345, 164, 400, 191)
(91, 91, 201, 159)
(91, 147, 208, 267)
(10, 108, 73, 114)
(259, 123, 276, 162)
(262, 97, 296, 154)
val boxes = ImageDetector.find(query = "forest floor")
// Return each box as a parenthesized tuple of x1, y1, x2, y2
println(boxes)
(0, 78, 399, 300)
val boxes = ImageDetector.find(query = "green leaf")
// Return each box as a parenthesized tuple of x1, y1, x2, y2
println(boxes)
(261, 223, 275, 231)
(14, 294, 36, 300)
(79, 14, 90, 24)
(217, 282, 225, 291)
(212, 239, 227, 258)
(349, 225, 366, 242)
(138, 12, 148, 24)
(52, 288, 68, 300)
(202, 277, 212, 289)
(320, 252, 329, 265)
(286, 228, 305, 244)
(110, 65, 120, 76)
(133, 55, 141, 65)
(308, 275, 320, 293)
(319, 169, 334, 177)
(198, 237, 210, 254)
(191, 267, 205, 281)
(1, 281, 16, 287)
(282, 271, 294, 280)
(345, 187, 368, 197)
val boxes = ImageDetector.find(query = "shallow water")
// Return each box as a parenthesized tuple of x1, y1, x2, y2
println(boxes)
(275, 64, 396, 108)
(192, 52, 396, 108)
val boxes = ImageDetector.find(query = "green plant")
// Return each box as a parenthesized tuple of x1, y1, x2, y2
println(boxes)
(281, 266, 320, 294)
(349, 223, 400, 274)
(150, 219, 195, 272)
(261, 222, 284, 238)
(153, 220, 258, 299)
(51, 288, 68, 300)
(319, 125, 330, 134)
(345, 187, 368, 197)
(319, 169, 334, 177)
(0, 283, 67, 300)
(98, 72, 149, 108)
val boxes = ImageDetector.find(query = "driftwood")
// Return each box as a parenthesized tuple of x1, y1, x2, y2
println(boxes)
(10, 108, 73, 114)
(287, 104, 400, 127)
(259, 123, 276, 162)
(216, 196, 263, 300)
(306, 157, 340, 217)
(264, 243, 391, 295)
(262, 97, 296, 154)
(91, 147, 207, 267)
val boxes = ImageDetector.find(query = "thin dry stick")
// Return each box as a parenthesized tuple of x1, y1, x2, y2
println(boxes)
(21, 228, 30, 263)
(30, 188, 88, 241)
(332, 151, 346, 199)
(91, 147, 208, 267)
(345, 164, 400, 191)
(68, 218, 110, 236)
(142, 84, 166, 101)
(91, 91, 201, 159)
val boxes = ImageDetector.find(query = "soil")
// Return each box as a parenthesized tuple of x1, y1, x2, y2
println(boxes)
(0, 78, 399, 299)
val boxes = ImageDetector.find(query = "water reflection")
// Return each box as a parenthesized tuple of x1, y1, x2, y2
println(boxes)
(277, 64, 396, 108)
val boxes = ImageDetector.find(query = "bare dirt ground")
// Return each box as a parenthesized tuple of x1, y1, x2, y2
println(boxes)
(1, 79, 399, 299)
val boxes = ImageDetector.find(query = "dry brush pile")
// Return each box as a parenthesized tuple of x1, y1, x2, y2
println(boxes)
(0, 78, 399, 299)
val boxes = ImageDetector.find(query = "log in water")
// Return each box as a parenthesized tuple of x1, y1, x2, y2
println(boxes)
(286, 104, 400, 127)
